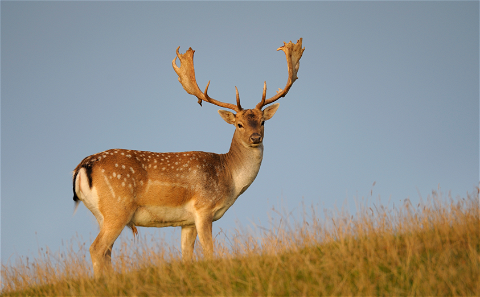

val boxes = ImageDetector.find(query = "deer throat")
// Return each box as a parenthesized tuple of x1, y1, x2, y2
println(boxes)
(229, 144, 264, 197)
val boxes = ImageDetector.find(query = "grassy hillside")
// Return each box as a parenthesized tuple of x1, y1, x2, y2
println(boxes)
(2, 190, 479, 296)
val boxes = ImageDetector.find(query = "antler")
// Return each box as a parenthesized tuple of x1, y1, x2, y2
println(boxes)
(256, 38, 305, 110)
(172, 47, 242, 112)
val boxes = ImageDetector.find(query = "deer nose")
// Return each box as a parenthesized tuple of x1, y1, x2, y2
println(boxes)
(250, 133, 262, 144)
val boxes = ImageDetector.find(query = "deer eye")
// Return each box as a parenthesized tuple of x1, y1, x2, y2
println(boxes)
(237, 123, 244, 129)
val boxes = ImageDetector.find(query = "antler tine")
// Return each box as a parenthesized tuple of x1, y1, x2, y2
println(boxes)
(172, 46, 241, 112)
(256, 38, 305, 110)
(258, 81, 267, 107)
(235, 86, 242, 111)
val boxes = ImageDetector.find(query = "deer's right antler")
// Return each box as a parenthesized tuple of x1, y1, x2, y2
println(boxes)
(172, 47, 242, 112)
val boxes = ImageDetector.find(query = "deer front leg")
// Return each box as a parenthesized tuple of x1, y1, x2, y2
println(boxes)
(181, 225, 197, 261)
(195, 213, 214, 259)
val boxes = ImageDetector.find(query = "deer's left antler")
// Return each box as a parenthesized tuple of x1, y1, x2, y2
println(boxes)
(256, 38, 305, 110)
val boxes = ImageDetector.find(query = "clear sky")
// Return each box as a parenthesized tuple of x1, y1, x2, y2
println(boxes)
(2, 1, 478, 267)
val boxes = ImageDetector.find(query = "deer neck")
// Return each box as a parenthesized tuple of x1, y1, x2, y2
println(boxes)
(223, 130, 264, 197)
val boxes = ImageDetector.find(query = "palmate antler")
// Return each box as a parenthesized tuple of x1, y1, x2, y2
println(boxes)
(256, 38, 305, 110)
(172, 38, 304, 112)
(172, 47, 242, 112)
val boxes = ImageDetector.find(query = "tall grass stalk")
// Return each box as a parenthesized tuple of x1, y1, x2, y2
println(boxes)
(2, 190, 479, 296)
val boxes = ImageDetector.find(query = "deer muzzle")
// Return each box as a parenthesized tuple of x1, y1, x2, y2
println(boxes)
(249, 133, 263, 144)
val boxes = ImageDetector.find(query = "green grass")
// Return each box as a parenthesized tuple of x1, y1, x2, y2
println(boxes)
(2, 190, 479, 296)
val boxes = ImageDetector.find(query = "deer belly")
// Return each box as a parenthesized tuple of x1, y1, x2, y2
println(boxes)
(131, 204, 195, 227)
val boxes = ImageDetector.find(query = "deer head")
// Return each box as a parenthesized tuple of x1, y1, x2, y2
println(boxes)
(172, 38, 305, 148)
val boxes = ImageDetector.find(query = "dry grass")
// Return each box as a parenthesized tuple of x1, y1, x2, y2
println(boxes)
(2, 189, 479, 296)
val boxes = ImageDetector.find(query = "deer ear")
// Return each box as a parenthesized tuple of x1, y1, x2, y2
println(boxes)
(263, 103, 280, 121)
(218, 110, 236, 125)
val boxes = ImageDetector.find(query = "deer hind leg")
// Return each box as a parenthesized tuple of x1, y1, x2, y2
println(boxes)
(194, 213, 213, 259)
(181, 225, 197, 261)
(90, 217, 130, 278)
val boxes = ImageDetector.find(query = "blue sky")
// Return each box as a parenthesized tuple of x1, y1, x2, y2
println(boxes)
(2, 1, 478, 267)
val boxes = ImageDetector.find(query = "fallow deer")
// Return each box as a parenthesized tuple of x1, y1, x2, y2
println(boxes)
(72, 38, 304, 277)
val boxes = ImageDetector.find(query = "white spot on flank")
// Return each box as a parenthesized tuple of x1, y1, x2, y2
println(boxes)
(115, 164, 118, 167)
(122, 182, 125, 187)
(103, 174, 116, 200)
(113, 172, 116, 177)
(122, 165, 126, 169)
(130, 167, 135, 174)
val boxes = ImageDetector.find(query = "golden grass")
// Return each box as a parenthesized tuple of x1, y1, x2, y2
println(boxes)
(2, 189, 479, 296)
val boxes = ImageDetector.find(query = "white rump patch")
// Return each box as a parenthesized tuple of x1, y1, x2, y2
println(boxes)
(75, 168, 104, 227)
